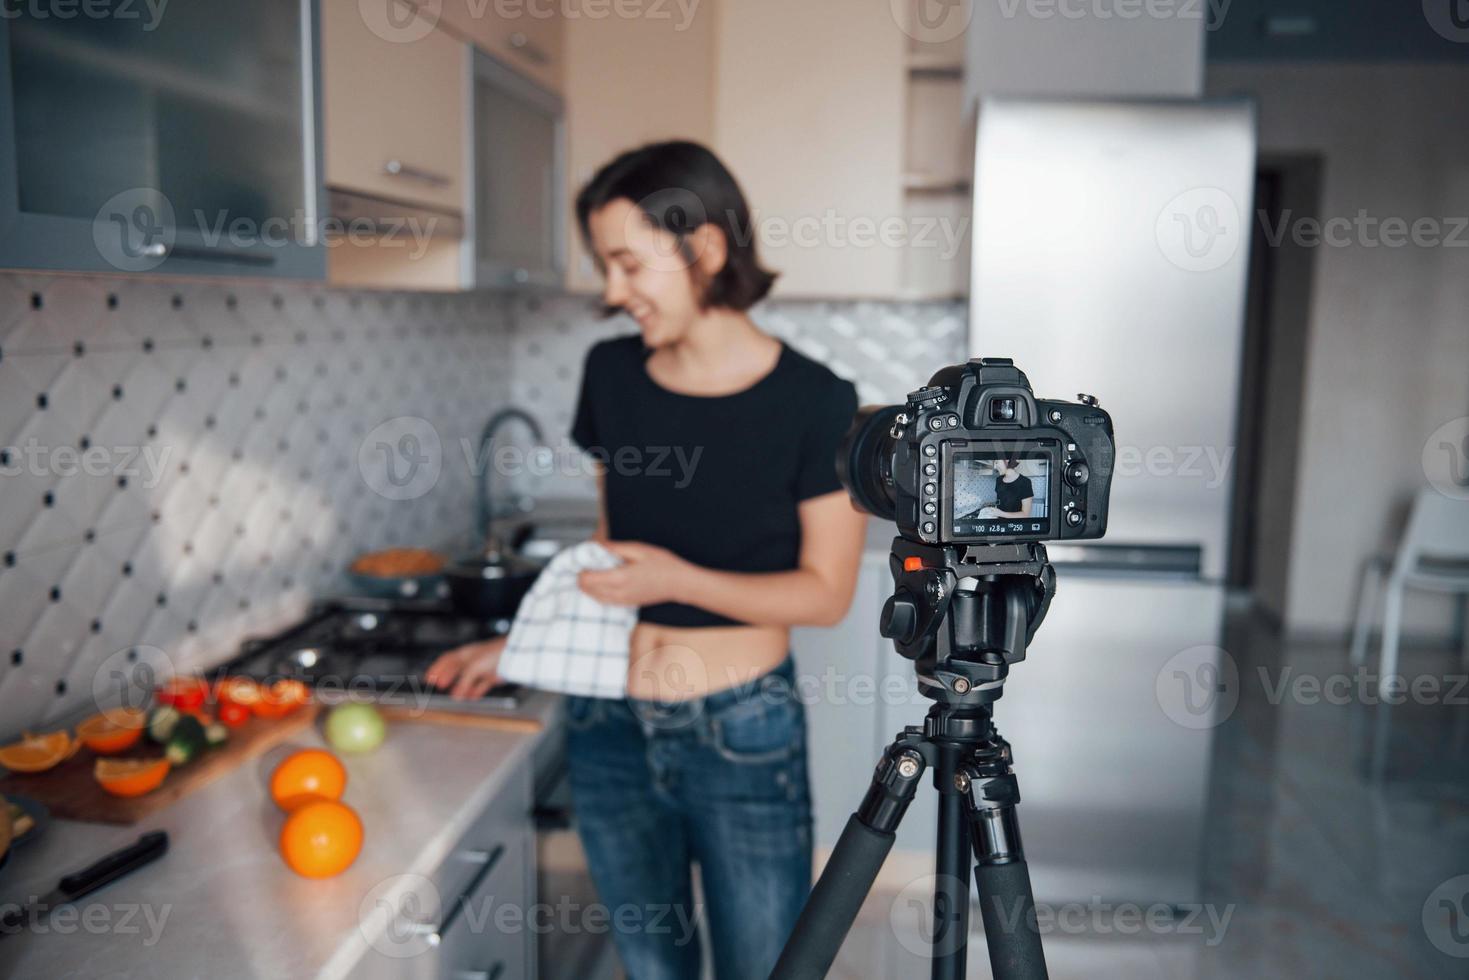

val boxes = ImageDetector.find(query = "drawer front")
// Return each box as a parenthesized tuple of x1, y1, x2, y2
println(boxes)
(431, 765, 532, 912)
(436, 827, 533, 980)
(351, 768, 533, 977)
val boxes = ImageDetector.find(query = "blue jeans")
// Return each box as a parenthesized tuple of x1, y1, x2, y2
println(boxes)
(564, 656, 812, 980)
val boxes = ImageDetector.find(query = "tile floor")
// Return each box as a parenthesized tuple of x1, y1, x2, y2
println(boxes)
(817, 608, 1469, 979)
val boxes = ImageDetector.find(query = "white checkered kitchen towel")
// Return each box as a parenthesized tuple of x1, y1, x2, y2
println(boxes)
(497, 540, 635, 698)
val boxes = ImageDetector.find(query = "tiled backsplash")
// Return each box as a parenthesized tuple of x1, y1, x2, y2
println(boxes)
(0, 271, 962, 737)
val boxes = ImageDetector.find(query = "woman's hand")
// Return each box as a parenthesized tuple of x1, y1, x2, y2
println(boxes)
(578, 540, 691, 607)
(424, 637, 508, 700)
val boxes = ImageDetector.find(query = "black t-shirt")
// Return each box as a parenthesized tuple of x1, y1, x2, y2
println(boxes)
(571, 335, 858, 627)
(995, 473, 1034, 514)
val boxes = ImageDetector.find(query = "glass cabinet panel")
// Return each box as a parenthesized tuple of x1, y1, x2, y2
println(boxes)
(472, 51, 563, 287)
(1, 0, 323, 277)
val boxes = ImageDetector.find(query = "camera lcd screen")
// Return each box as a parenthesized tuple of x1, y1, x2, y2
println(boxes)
(949, 451, 1051, 539)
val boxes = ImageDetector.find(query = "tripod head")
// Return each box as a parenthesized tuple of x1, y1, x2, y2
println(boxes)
(879, 538, 1055, 707)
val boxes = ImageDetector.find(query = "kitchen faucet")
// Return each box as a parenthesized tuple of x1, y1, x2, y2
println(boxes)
(475, 406, 545, 553)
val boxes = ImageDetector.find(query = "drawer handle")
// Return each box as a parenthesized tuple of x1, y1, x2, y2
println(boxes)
(383, 159, 452, 188)
(420, 844, 505, 946)
(454, 964, 505, 980)
(508, 32, 549, 65)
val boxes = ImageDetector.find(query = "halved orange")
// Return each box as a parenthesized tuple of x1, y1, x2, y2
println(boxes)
(77, 709, 148, 755)
(0, 730, 78, 773)
(254, 679, 310, 719)
(94, 757, 171, 797)
(215, 677, 262, 708)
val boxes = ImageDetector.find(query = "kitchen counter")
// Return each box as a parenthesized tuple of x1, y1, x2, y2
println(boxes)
(0, 691, 563, 979)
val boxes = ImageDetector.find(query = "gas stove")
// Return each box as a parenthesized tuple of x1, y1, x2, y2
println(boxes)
(217, 596, 522, 712)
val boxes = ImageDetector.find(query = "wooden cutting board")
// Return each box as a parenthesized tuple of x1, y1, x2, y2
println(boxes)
(377, 705, 542, 733)
(0, 705, 320, 826)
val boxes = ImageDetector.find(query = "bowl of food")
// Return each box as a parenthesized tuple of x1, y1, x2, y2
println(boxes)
(345, 548, 449, 599)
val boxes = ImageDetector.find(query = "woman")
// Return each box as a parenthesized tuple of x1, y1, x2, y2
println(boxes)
(984, 457, 1034, 519)
(426, 141, 866, 980)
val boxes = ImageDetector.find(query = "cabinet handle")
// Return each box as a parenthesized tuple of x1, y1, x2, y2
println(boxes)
(167, 243, 277, 266)
(454, 963, 505, 980)
(508, 32, 549, 65)
(416, 844, 505, 946)
(383, 159, 452, 188)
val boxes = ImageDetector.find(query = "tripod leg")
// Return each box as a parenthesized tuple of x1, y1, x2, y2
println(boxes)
(964, 760, 1049, 980)
(932, 744, 972, 980)
(771, 736, 927, 979)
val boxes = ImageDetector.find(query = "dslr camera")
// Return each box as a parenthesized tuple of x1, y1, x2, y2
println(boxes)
(838, 357, 1114, 548)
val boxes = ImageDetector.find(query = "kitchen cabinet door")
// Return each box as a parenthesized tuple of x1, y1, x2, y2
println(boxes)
(436, 0, 563, 93)
(470, 51, 565, 288)
(791, 554, 900, 852)
(0, 0, 324, 278)
(321, 0, 467, 215)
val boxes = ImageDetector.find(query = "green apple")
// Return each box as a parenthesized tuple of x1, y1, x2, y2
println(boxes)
(325, 703, 387, 754)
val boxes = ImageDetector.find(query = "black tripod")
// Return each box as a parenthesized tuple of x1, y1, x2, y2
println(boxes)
(772, 539, 1055, 980)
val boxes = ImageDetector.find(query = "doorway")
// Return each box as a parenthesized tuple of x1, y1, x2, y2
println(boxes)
(1226, 154, 1322, 624)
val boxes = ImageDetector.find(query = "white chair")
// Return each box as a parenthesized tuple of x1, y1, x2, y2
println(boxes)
(1349, 489, 1469, 682)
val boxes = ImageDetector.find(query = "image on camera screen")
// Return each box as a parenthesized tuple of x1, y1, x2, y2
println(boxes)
(950, 452, 1050, 538)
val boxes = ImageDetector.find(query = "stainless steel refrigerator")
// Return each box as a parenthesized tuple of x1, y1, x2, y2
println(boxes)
(961, 98, 1257, 905)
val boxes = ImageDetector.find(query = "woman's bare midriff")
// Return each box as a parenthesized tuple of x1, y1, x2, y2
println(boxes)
(625, 620, 790, 701)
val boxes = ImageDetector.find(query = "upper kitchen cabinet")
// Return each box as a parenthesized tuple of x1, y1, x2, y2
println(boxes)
(0, 0, 325, 278)
(712, 0, 907, 299)
(321, 0, 468, 289)
(469, 50, 565, 288)
(434, 0, 563, 93)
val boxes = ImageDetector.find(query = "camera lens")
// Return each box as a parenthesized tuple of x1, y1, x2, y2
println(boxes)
(991, 398, 1016, 422)
(835, 405, 901, 521)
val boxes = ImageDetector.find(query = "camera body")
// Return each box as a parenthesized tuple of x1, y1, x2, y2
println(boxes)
(839, 358, 1114, 547)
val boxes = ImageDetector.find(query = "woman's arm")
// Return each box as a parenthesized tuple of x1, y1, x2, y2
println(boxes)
(578, 490, 867, 627)
(997, 497, 1034, 518)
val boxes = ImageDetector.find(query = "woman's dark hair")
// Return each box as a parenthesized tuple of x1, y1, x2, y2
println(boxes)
(575, 141, 777, 311)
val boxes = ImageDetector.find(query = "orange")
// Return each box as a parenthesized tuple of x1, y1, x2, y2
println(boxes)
(269, 749, 347, 811)
(0, 730, 78, 773)
(278, 799, 363, 878)
(77, 709, 148, 755)
(95, 757, 171, 797)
